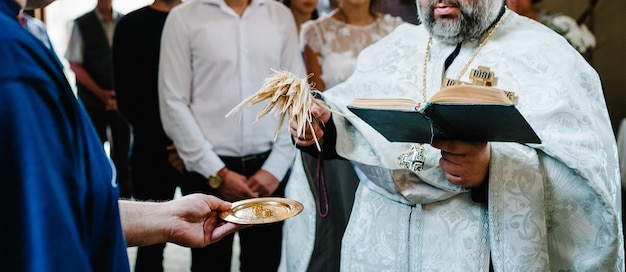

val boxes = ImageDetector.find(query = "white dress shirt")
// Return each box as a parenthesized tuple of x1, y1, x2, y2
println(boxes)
(159, 0, 305, 179)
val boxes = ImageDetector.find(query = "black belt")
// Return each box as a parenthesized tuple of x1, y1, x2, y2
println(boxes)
(219, 150, 271, 176)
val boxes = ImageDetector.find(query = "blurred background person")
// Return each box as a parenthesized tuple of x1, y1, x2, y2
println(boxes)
(65, 0, 133, 198)
(506, 0, 596, 54)
(112, 0, 188, 271)
(316, 0, 337, 16)
(283, 0, 319, 34)
(158, 0, 306, 270)
(379, 0, 418, 25)
(281, 0, 403, 271)
(302, 0, 402, 92)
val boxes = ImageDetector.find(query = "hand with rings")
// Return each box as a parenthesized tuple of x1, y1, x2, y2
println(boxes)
(246, 170, 279, 199)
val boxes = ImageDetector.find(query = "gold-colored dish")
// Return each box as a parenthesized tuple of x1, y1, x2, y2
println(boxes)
(219, 197, 304, 224)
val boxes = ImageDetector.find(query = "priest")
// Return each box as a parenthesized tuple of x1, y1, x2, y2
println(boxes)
(285, 0, 624, 271)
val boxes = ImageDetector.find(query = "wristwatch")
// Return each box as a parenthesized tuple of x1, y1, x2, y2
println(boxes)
(208, 167, 229, 189)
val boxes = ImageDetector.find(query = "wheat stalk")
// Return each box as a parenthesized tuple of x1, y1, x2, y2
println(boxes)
(226, 69, 325, 151)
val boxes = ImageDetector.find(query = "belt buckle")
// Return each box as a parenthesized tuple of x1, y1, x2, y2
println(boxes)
(241, 154, 258, 172)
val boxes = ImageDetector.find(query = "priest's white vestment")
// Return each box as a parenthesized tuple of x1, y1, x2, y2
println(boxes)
(283, 10, 624, 272)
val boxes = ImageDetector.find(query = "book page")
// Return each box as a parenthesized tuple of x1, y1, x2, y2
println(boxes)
(349, 97, 419, 110)
(429, 85, 514, 104)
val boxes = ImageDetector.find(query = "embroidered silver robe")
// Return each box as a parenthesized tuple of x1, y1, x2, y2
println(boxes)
(283, 11, 624, 272)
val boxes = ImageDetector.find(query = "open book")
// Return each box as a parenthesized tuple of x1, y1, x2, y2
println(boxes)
(346, 85, 541, 144)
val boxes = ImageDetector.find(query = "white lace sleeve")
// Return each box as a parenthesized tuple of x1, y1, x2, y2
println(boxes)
(302, 21, 323, 53)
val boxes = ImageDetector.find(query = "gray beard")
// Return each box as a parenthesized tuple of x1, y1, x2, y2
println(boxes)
(418, 0, 502, 45)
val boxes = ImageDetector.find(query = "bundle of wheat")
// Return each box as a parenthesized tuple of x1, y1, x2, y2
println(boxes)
(226, 69, 324, 151)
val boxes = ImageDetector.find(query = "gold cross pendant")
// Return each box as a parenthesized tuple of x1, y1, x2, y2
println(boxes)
(442, 66, 495, 88)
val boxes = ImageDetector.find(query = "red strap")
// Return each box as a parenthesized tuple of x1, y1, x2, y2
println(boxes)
(315, 152, 329, 218)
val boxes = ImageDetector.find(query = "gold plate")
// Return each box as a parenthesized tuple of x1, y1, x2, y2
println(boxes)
(220, 197, 304, 224)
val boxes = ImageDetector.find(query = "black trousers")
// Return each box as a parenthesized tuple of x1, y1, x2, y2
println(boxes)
(85, 107, 132, 198)
(180, 151, 288, 272)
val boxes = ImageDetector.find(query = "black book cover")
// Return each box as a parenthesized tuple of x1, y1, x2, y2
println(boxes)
(347, 102, 541, 144)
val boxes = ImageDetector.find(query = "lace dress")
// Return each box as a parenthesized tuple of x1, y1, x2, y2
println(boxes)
(302, 10, 404, 89)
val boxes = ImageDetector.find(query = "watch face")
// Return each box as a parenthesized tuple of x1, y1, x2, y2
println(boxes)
(209, 176, 223, 189)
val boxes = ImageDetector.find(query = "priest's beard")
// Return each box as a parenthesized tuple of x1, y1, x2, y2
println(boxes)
(418, 0, 501, 45)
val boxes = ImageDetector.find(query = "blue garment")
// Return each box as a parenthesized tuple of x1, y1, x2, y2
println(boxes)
(0, 1, 129, 271)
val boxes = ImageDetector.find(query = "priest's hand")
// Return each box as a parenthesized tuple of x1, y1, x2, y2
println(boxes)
(290, 98, 330, 147)
(430, 139, 490, 188)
